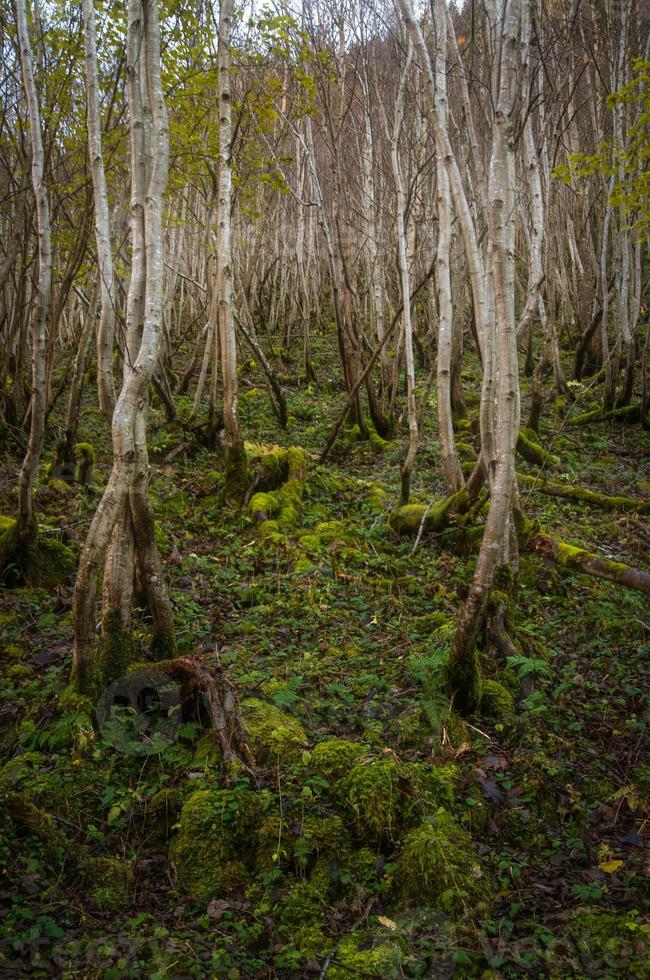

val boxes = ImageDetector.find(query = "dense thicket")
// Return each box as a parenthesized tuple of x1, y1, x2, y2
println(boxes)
(0, 0, 648, 975)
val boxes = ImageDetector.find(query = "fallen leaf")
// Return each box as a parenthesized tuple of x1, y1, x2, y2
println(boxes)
(598, 859, 623, 873)
(378, 916, 397, 931)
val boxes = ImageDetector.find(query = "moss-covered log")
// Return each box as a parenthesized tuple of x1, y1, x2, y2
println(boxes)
(389, 487, 468, 534)
(570, 404, 640, 426)
(512, 513, 650, 596)
(516, 428, 559, 468)
(528, 533, 650, 595)
(248, 446, 306, 533)
(517, 473, 650, 513)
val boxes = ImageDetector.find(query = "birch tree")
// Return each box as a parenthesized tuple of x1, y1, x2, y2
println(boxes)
(0, 0, 52, 579)
(72, 0, 174, 692)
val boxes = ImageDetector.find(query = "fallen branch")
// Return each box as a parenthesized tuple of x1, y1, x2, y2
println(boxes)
(517, 473, 650, 513)
(524, 528, 650, 596)
(570, 404, 640, 426)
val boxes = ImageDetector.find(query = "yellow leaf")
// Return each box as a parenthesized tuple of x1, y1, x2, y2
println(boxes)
(377, 916, 397, 931)
(598, 859, 623, 873)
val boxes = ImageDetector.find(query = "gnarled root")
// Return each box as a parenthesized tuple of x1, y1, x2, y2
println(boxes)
(152, 657, 255, 766)
(389, 486, 470, 535)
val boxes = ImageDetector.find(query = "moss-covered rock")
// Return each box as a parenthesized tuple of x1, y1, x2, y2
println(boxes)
(328, 931, 403, 979)
(240, 698, 307, 762)
(310, 738, 365, 781)
(171, 788, 265, 902)
(341, 754, 457, 839)
(86, 857, 133, 912)
(0, 518, 75, 588)
(397, 811, 486, 912)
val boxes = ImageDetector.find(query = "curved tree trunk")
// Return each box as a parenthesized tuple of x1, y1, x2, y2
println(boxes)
(72, 0, 173, 692)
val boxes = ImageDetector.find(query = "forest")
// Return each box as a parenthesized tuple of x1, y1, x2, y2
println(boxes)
(0, 0, 648, 975)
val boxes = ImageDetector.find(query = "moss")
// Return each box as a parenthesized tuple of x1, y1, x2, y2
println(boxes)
(328, 931, 403, 980)
(293, 555, 315, 575)
(240, 698, 307, 762)
(297, 532, 321, 554)
(95, 609, 140, 686)
(455, 441, 478, 461)
(0, 518, 74, 588)
(480, 679, 514, 719)
(516, 428, 560, 468)
(249, 447, 307, 531)
(310, 738, 366, 781)
(398, 811, 486, 912)
(277, 879, 327, 932)
(568, 910, 649, 975)
(222, 443, 250, 506)
(389, 488, 468, 535)
(292, 814, 350, 872)
(75, 442, 96, 484)
(85, 857, 133, 912)
(192, 731, 222, 768)
(516, 472, 650, 513)
(171, 788, 263, 902)
(48, 477, 73, 494)
(571, 404, 640, 426)
(3, 792, 68, 860)
(392, 706, 430, 748)
(294, 925, 330, 959)
(341, 754, 458, 840)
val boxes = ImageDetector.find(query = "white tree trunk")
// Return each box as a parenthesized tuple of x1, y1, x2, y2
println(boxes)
(82, 0, 116, 424)
(14, 0, 51, 534)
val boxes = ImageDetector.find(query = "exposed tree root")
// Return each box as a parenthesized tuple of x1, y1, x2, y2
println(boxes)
(517, 473, 650, 513)
(389, 487, 469, 534)
(143, 657, 255, 766)
(570, 404, 640, 426)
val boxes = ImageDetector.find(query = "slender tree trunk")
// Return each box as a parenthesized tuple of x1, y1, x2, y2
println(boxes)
(82, 0, 116, 424)
(449, 0, 522, 710)
(72, 0, 173, 692)
(13, 0, 51, 539)
(433, 0, 463, 493)
(218, 0, 247, 501)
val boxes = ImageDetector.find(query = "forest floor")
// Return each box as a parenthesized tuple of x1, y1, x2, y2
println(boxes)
(0, 336, 649, 978)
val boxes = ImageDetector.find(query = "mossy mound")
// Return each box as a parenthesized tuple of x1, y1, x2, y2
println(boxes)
(340, 754, 457, 839)
(240, 698, 307, 762)
(85, 857, 133, 912)
(171, 788, 267, 902)
(398, 810, 486, 912)
(328, 931, 403, 979)
(249, 446, 306, 531)
(0, 518, 75, 587)
(310, 738, 366, 781)
(480, 679, 515, 719)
